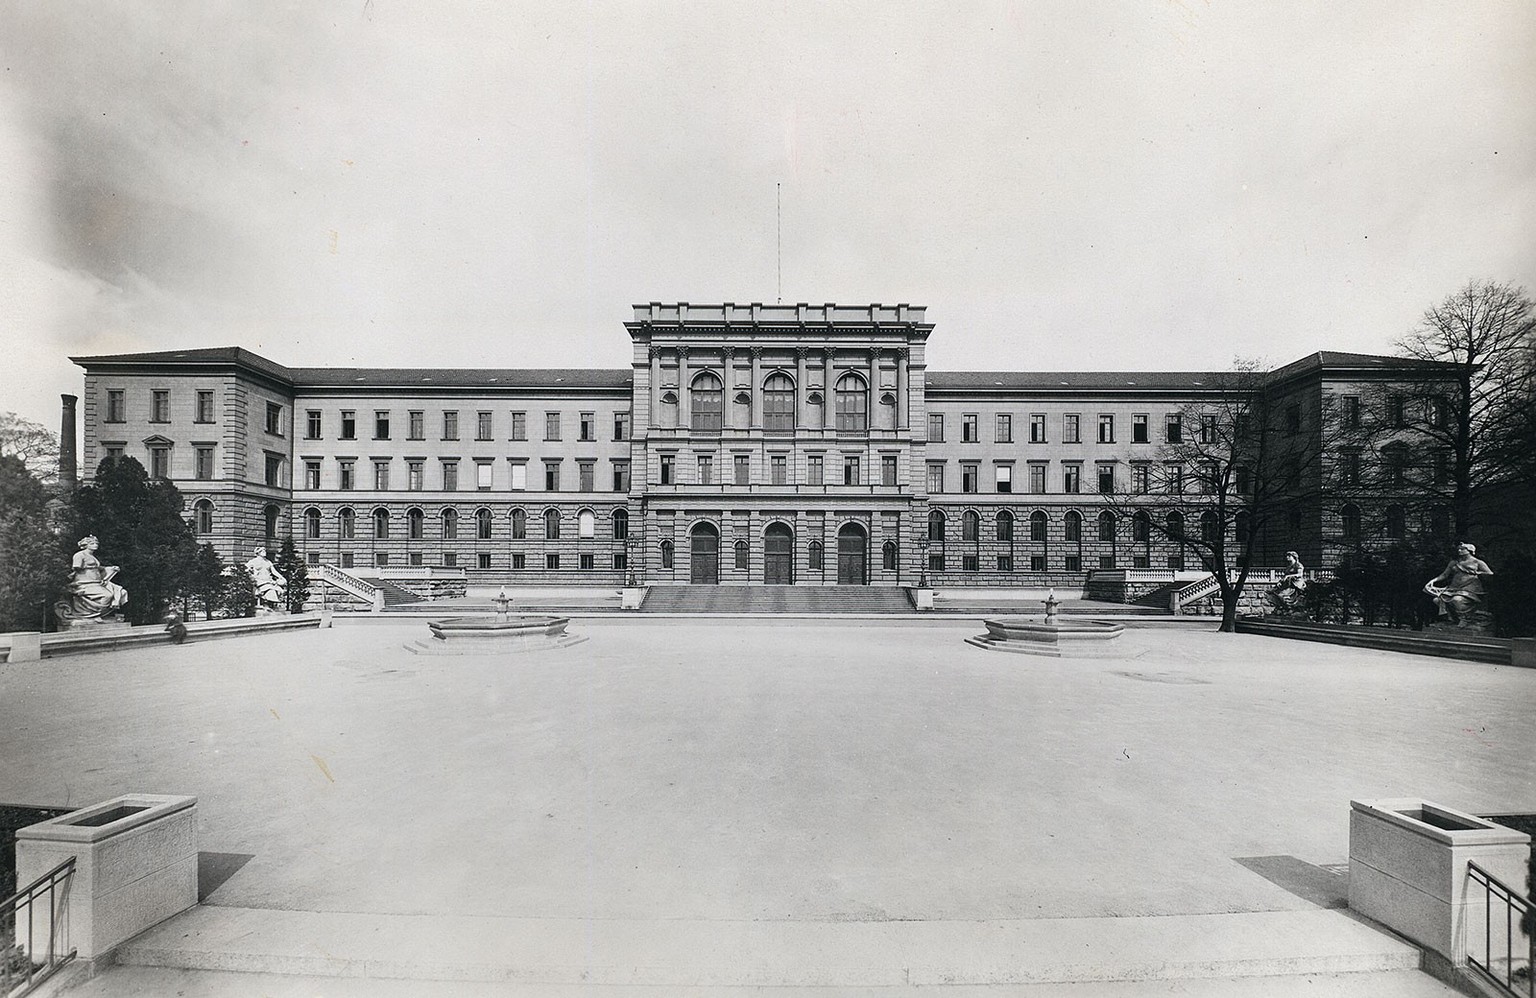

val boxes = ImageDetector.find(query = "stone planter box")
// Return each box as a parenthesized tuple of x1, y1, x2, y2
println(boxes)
(621, 587, 646, 610)
(1348, 798, 1531, 966)
(14, 794, 198, 960)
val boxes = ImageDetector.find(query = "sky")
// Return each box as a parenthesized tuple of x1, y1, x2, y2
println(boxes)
(2, 1, 1534, 432)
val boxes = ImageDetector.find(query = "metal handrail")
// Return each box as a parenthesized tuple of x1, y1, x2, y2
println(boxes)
(1467, 859, 1533, 997)
(1, 858, 76, 997)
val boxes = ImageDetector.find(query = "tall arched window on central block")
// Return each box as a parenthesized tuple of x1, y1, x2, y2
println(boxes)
(339, 507, 355, 540)
(442, 507, 458, 539)
(962, 510, 979, 542)
(305, 507, 321, 540)
(476, 507, 493, 540)
(691, 372, 723, 432)
(373, 507, 390, 540)
(996, 510, 1013, 542)
(408, 507, 424, 540)
(927, 509, 946, 544)
(1029, 510, 1047, 542)
(511, 508, 526, 540)
(1098, 510, 1116, 542)
(544, 508, 561, 540)
(612, 508, 628, 540)
(835, 372, 868, 431)
(195, 499, 214, 535)
(763, 372, 795, 431)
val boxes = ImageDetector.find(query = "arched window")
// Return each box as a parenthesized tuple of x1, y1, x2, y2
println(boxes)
(1165, 511, 1185, 541)
(373, 507, 390, 540)
(442, 507, 459, 540)
(1097, 510, 1116, 542)
(1030, 510, 1048, 542)
(927, 509, 946, 543)
(882, 540, 897, 570)
(265, 505, 280, 540)
(660, 390, 679, 427)
(544, 508, 561, 540)
(1385, 504, 1406, 539)
(407, 507, 424, 540)
(195, 499, 214, 535)
(476, 507, 493, 540)
(1234, 511, 1251, 545)
(996, 510, 1014, 542)
(305, 507, 321, 540)
(578, 509, 595, 538)
(612, 508, 628, 540)
(834, 372, 868, 431)
(339, 507, 355, 540)
(1428, 505, 1450, 536)
(1341, 503, 1360, 541)
(763, 372, 795, 431)
(808, 540, 824, 571)
(511, 508, 526, 540)
(1200, 510, 1220, 544)
(1064, 510, 1082, 543)
(660, 539, 674, 569)
(962, 510, 980, 542)
(691, 372, 723, 432)
(734, 538, 748, 570)
(1133, 510, 1150, 542)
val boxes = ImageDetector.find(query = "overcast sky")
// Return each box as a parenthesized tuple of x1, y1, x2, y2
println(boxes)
(2, 1, 1533, 431)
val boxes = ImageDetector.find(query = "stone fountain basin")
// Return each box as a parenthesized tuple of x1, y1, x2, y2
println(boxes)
(405, 615, 587, 656)
(966, 616, 1125, 657)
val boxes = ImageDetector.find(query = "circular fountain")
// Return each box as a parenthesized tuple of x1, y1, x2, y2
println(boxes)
(964, 592, 1124, 657)
(405, 587, 587, 656)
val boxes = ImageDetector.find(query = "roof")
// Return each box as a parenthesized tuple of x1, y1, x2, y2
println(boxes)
(1265, 351, 1460, 384)
(926, 371, 1234, 391)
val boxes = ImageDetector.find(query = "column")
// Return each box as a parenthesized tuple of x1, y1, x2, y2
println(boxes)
(795, 347, 809, 430)
(749, 347, 762, 430)
(869, 348, 880, 433)
(724, 346, 736, 431)
(648, 347, 662, 434)
(895, 347, 908, 432)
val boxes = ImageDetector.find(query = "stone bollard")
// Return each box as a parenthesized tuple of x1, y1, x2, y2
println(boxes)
(5, 631, 42, 662)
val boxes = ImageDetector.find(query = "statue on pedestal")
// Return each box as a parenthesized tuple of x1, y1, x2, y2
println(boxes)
(55, 535, 129, 624)
(245, 546, 288, 614)
(1424, 542, 1493, 628)
(1267, 551, 1307, 614)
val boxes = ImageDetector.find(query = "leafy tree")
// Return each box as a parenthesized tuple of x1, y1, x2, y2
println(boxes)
(0, 412, 59, 488)
(221, 563, 257, 618)
(64, 456, 198, 625)
(274, 536, 311, 613)
(0, 455, 65, 631)
(185, 543, 226, 620)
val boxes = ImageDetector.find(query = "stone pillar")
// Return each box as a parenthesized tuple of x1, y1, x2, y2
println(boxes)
(795, 347, 809, 430)
(677, 346, 689, 430)
(869, 348, 880, 431)
(648, 347, 662, 433)
(60, 394, 78, 491)
(895, 349, 908, 432)
(749, 347, 762, 429)
(724, 346, 737, 431)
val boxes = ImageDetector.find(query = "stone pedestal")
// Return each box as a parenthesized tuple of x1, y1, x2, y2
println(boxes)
(14, 795, 198, 960)
(1348, 798, 1531, 966)
(911, 588, 934, 611)
(621, 587, 647, 610)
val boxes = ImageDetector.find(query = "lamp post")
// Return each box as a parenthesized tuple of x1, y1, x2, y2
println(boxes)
(625, 538, 637, 586)
(918, 537, 930, 589)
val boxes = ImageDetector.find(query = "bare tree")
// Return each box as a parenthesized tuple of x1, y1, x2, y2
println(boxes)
(0, 412, 59, 487)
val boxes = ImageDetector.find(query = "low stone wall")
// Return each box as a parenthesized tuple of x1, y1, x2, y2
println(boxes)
(388, 577, 469, 600)
(1235, 616, 1515, 665)
(0, 613, 327, 663)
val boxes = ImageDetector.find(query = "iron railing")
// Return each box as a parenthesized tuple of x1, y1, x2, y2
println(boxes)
(1468, 860, 1533, 997)
(1, 858, 75, 997)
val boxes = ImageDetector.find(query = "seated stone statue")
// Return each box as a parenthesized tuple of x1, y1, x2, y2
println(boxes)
(245, 546, 288, 613)
(1424, 542, 1493, 627)
(55, 535, 129, 624)
(1266, 551, 1307, 614)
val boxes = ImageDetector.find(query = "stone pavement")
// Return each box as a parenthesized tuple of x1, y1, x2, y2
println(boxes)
(2, 618, 1530, 991)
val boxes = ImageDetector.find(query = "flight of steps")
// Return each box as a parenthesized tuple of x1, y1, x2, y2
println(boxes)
(351, 577, 424, 607)
(641, 585, 914, 614)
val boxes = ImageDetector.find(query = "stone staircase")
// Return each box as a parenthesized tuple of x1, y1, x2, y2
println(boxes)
(641, 585, 914, 614)
(352, 577, 423, 607)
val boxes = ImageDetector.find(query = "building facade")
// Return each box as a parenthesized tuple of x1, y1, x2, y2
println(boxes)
(71, 303, 1452, 587)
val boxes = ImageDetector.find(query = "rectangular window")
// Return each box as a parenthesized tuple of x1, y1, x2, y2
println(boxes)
(579, 462, 594, 492)
(962, 554, 979, 572)
(510, 553, 525, 570)
(613, 553, 628, 571)
(580, 553, 594, 572)
(997, 554, 1014, 572)
(697, 454, 713, 485)
(265, 401, 283, 435)
(928, 552, 944, 572)
(1388, 395, 1406, 427)
(442, 461, 459, 491)
(1285, 404, 1301, 434)
(374, 411, 390, 439)
(545, 461, 560, 491)
(408, 460, 424, 491)
(734, 454, 750, 486)
(1165, 414, 1182, 443)
(881, 454, 897, 487)
(1065, 555, 1082, 573)
(408, 410, 424, 440)
(340, 410, 356, 439)
(1433, 450, 1450, 485)
(510, 462, 527, 491)
(613, 460, 631, 492)
(1201, 413, 1218, 443)
(546, 553, 560, 571)
(376, 552, 389, 568)
(408, 552, 423, 567)
(996, 413, 1012, 443)
(927, 413, 944, 441)
(1132, 414, 1148, 443)
(842, 456, 859, 486)
(1133, 464, 1150, 494)
(808, 455, 823, 486)
(927, 463, 944, 493)
(545, 412, 561, 441)
(1342, 395, 1360, 430)
(443, 552, 457, 568)
(1029, 463, 1046, 494)
(614, 412, 630, 441)
(1167, 463, 1184, 493)
(1063, 464, 1081, 493)
(442, 411, 459, 440)
(1236, 465, 1251, 493)
(962, 414, 978, 442)
(770, 454, 787, 486)
(510, 411, 526, 440)
(194, 447, 216, 481)
(995, 465, 1012, 493)
(1030, 554, 1046, 571)
(475, 462, 492, 490)
(1030, 414, 1046, 443)
(1097, 464, 1114, 494)
(1098, 414, 1114, 443)
(373, 461, 390, 490)
(1063, 414, 1080, 444)
(303, 459, 319, 490)
(103, 445, 124, 462)
(579, 412, 595, 442)
(476, 411, 492, 440)
(264, 453, 282, 487)
(480, 553, 493, 570)
(306, 551, 321, 566)
(197, 391, 216, 423)
(660, 454, 675, 485)
(150, 390, 170, 423)
(961, 464, 978, 493)
(340, 551, 354, 569)
(106, 389, 126, 422)
(339, 460, 355, 490)
(149, 446, 170, 479)
(299, 409, 319, 439)
(1200, 462, 1219, 494)
(1099, 554, 1115, 570)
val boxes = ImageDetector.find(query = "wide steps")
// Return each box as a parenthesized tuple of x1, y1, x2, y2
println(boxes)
(353, 577, 424, 606)
(641, 585, 914, 614)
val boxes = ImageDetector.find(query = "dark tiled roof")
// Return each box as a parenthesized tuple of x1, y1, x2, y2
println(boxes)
(1266, 351, 1459, 382)
(287, 367, 632, 389)
(926, 371, 1233, 390)
(70, 346, 294, 382)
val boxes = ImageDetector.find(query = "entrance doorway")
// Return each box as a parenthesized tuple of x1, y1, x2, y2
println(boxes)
(764, 523, 794, 584)
(690, 523, 719, 584)
(837, 523, 867, 585)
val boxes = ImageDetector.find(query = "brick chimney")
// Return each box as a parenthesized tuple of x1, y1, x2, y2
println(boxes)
(59, 394, 78, 490)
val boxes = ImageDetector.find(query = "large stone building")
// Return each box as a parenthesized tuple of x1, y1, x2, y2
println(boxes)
(70, 302, 1453, 588)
